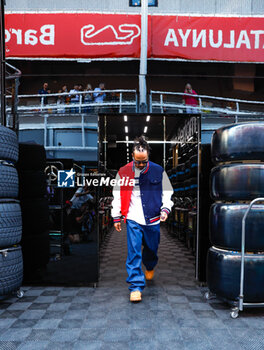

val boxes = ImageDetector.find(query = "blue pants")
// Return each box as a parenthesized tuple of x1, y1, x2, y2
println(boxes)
(126, 219, 160, 292)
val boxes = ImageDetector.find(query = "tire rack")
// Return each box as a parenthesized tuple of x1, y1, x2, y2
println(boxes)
(167, 144, 198, 255)
(234, 198, 264, 318)
(46, 161, 64, 260)
(206, 199, 264, 319)
(206, 123, 264, 318)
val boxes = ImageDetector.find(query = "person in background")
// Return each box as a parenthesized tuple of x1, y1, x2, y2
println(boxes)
(111, 136, 173, 302)
(57, 85, 68, 113)
(83, 83, 93, 113)
(78, 84, 85, 108)
(66, 185, 94, 242)
(70, 184, 93, 210)
(183, 83, 198, 114)
(69, 84, 80, 113)
(93, 83, 106, 103)
(38, 82, 49, 105)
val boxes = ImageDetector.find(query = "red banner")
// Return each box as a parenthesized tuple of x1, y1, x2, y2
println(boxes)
(5, 13, 143, 58)
(5, 13, 264, 62)
(151, 16, 264, 62)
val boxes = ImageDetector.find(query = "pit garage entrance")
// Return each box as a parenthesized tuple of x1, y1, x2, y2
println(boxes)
(97, 113, 203, 282)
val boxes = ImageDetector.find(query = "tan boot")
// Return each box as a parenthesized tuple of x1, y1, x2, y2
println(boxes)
(145, 269, 154, 281)
(130, 290, 142, 302)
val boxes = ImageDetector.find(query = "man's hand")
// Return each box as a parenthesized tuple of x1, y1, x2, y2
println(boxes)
(114, 222, 122, 232)
(160, 212, 168, 222)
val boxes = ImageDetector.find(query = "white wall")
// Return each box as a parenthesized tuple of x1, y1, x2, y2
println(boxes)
(5, 0, 264, 15)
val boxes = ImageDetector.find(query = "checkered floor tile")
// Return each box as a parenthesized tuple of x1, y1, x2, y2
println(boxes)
(0, 223, 263, 349)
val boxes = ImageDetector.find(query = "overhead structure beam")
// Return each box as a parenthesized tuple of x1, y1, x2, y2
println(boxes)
(139, 0, 148, 113)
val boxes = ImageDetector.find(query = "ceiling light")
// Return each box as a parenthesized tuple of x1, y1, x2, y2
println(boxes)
(125, 126, 128, 133)
(126, 136, 129, 141)
(146, 115, 150, 122)
(124, 115, 128, 122)
(144, 126, 148, 133)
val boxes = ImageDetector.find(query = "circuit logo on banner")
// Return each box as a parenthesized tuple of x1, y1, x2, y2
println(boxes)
(58, 169, 76, 188)
(81, 24, 140, 45)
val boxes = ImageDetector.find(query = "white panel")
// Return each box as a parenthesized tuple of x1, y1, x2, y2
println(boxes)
(216, 0, 251, 15)
(252, 0, 264, 15)
(5, 0, 264, 15)
(179, 0, 215, 14)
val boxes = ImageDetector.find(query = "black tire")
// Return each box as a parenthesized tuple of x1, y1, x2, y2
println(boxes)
(170, 168, 177, 184)
(211, 122, 264, 164)
(207, 247, 264, 303)
(20, 198, 49, 236)
(176, 164, 185, 182)
(173, 182, 185, 197)
(184, 178, 198, 198)
(0, 246, 23, 296)
(171, 177, 177, 186)
(17, 143, 46, 171)
(184, 179, 191, 196)
(190, 145, 198, 157)
(21, 231, 50, 272)
(0, 164, 18, 199)
(211, 163, 264, 201)
(0, 126, 18, 163)
(210, 203, 264, 252)
(0, 200, 22, 247)
(18, 170, 47, 199)
(189, 177, 198, 197)
(190, 155, 198, 177)
(185, 160, 190, 180)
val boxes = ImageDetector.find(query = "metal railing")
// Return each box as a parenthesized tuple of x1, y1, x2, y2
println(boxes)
(10, 88, 264, 154)
(149, 90, 264, 117)
(6, 89, 138, 116)
(6, 89, 264, 119)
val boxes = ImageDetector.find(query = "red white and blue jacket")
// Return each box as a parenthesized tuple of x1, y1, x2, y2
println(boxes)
(111, 161, 173, 225)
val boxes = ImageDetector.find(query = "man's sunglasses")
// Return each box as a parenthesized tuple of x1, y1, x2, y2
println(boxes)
(133, 159, 148, 165)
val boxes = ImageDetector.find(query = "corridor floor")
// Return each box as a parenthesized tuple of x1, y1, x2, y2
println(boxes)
(0, 224, 264, 349)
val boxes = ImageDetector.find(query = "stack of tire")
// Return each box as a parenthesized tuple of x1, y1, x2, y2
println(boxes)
(184, 155, 198, 198)
(173, 163, 185, 197)
(170, 157, 198, 199)
(207, 122, 264, 303)
(17, 143, 50, 281)
(168, 146, 198, 251)
(0, 126, 23, 296)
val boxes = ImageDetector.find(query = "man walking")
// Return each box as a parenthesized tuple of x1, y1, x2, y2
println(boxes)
(111, 136, 173, 302)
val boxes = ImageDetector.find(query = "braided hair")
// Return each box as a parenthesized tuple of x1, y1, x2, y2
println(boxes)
(132, 136, 150, 154)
